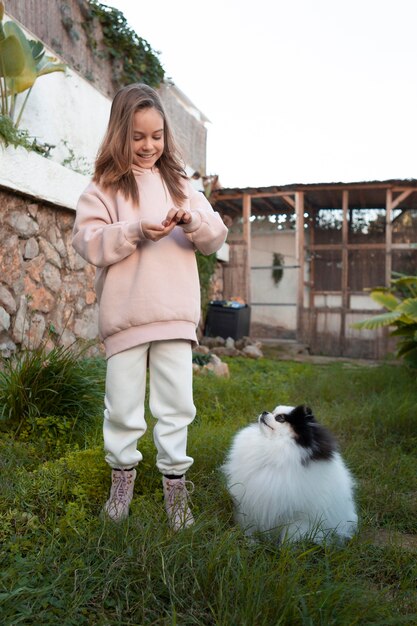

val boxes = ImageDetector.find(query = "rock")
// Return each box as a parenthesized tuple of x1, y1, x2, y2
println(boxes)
(25, 313, 46, 349)
(225, 337, 235, 349)
(24, 237, 39, 260)
(0, 284, 17, 314)
(0, 306, 11, 331)
(26, 254, 45, 283)
(200, 336, 226, 348)
(242, 345, 263, 359)
(6, 211, 39, 237)
(39, 238, 62, 268)
(211, 346, 242, 357)
(193, 345, 210, 354)
(43, 262, 62, 293)
(74, 306, 99, 340)
(0, 337, 17, 357)
(13, 295, 28, 343)
(202, 361, 230, 378)
(0, 234, 22, 288)
(24, 277, 55, 312)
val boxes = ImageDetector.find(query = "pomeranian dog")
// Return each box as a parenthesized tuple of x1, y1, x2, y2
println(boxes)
(221, 404, 358, 544)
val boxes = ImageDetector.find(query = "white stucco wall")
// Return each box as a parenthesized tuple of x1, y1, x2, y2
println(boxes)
(250, 231, 297, 330)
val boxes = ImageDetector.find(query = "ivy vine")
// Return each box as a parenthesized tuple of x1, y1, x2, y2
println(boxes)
(196, 251, 218, 315)
(84, 1, 165, 88)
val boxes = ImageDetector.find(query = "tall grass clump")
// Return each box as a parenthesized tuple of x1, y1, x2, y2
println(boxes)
(0, 341, 104, 440)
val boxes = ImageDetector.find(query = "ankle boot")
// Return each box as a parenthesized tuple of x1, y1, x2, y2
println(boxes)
(162, 475, 194, 531)
(103, 468, 136, 522)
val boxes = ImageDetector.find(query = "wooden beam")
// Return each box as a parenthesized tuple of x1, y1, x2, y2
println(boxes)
(282, 194, 296, 209)
(341, 190, 349, 354)
(295, 192, 305, 338)
(391, 189, 414, 210)
(386, 189, 392, 285)
(242, 193, 252, 305)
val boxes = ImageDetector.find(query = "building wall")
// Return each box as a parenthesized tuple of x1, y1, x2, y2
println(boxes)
(0, 187, 98, 356)
(5, 1, 207, 173)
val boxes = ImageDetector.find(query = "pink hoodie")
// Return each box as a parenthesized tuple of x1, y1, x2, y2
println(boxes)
(72, 167, 228, 358)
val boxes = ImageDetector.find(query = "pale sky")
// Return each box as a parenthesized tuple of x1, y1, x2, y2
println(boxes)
(107, 0, 417, 189)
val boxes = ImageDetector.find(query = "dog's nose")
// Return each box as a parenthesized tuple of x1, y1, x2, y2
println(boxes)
(261, 411, 269, 417)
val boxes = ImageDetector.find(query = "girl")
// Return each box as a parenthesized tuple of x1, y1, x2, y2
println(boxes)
(72, 83, 227, 530)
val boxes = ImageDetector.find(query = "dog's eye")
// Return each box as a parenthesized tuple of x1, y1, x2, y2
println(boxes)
(275, 414, 286, 423)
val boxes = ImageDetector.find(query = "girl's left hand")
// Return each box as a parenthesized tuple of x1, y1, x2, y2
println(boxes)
(162, 208, 192, 228)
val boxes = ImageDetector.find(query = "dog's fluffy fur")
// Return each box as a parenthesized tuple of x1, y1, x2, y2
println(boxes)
(221, 404, 358, 543)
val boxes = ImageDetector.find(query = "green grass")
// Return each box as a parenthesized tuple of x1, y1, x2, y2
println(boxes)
(0, 356, 416, 624)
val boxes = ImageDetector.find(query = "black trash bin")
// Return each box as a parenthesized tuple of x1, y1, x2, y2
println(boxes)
(204, 300, 251, 340)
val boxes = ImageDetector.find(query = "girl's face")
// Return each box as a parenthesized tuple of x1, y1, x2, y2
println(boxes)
(132, 107, 164, 169)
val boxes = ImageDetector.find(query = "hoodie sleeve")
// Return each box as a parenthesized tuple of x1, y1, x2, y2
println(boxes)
(180, 184, 228, 255)
(72, 184, 146, 268)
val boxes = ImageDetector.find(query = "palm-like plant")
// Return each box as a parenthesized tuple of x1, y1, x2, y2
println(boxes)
(0, 1, 66, 128)
(352, 274, 417, 366)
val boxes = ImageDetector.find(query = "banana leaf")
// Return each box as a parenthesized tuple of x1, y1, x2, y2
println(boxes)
(370, 290, 399, 311)
(0, 33, 25, 76)
(3, 21, 36, 93)
(352, 310, 402, 330)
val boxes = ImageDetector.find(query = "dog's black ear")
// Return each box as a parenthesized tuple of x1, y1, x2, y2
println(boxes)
(303, 405, 315, 421)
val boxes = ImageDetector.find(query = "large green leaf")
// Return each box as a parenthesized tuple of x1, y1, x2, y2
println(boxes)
(352, 310, 403, 330)
(397, 298, 417, 322)
(370, 290, 399, 311)
(36, 54, 66, 77)
(0, 33, 25, 76)
(3, 21, 36, 93)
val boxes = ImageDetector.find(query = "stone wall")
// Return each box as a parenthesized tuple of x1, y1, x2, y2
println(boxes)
(0, 188, 98, 356)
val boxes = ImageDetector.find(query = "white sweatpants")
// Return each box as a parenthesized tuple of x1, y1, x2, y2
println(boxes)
(103, 339, 196, 475)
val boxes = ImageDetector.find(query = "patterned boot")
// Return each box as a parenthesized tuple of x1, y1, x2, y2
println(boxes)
(102, 468, 136, 522)
(162, 476, 194, 531)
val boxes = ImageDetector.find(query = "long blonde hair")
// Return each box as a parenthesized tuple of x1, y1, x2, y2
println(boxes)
(94, 83, 187, 206)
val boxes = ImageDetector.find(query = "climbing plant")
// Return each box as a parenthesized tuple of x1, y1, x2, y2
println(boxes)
(272, 252, 284, 285)
(85, 1, 165, 88)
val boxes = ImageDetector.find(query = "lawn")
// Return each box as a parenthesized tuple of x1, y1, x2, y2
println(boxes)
(0, 354, 416, 625)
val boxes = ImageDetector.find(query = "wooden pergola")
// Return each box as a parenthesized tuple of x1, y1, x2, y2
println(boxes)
(211, 179, 417, 357)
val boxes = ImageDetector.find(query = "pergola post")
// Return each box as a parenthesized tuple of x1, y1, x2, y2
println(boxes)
(295, 192, 305, 336)
(242, 193, 252, 305)
(341, 190, 349, 353)
(386, 189, 393, 285)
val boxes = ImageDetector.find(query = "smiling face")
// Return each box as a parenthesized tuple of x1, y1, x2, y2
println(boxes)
(132, 107, 164, 169)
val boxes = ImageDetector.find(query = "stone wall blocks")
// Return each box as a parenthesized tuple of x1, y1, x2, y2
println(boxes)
(39, 238, 62, 268)
(0, 234, 23, 288)
(50, 225, 67, 258)
(0, 335, 17, 357)
(24, 313, 46, 349)
(26, 254, 46, 283)
(0, 284, 17, 314)
(24, 237, 40, 260)
(24, 277, 55, 312)
(6, 211, 39, 238)
(12, 295, 28, 343)
(27, 203, 39, 218)
(74, 306, 99, 340)
(0, 306, 11, 331)
(42, 262, 63, 293)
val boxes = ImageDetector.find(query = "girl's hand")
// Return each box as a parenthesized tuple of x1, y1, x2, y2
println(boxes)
(162, 208, 192, 228)
(141, 220, 176, 242)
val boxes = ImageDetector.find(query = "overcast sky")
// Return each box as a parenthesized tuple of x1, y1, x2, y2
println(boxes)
(106, 0, 417, 189)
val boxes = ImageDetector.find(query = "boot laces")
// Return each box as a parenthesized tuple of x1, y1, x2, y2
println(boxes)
(112, 470, 132, 504)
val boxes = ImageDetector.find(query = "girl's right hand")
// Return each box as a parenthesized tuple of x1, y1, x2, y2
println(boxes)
(141, 220, 176, 242)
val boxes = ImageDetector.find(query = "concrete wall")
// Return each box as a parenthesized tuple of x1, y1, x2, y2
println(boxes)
(250, 231, 297, 332)
(5, 2, 207, 174)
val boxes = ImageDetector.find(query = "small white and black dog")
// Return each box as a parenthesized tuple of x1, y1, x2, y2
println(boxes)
(222, 404, 358, 544)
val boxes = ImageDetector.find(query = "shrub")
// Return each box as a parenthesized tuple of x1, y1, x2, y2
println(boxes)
(0, 342, 104, 435)
(352, 273, 417, 367)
